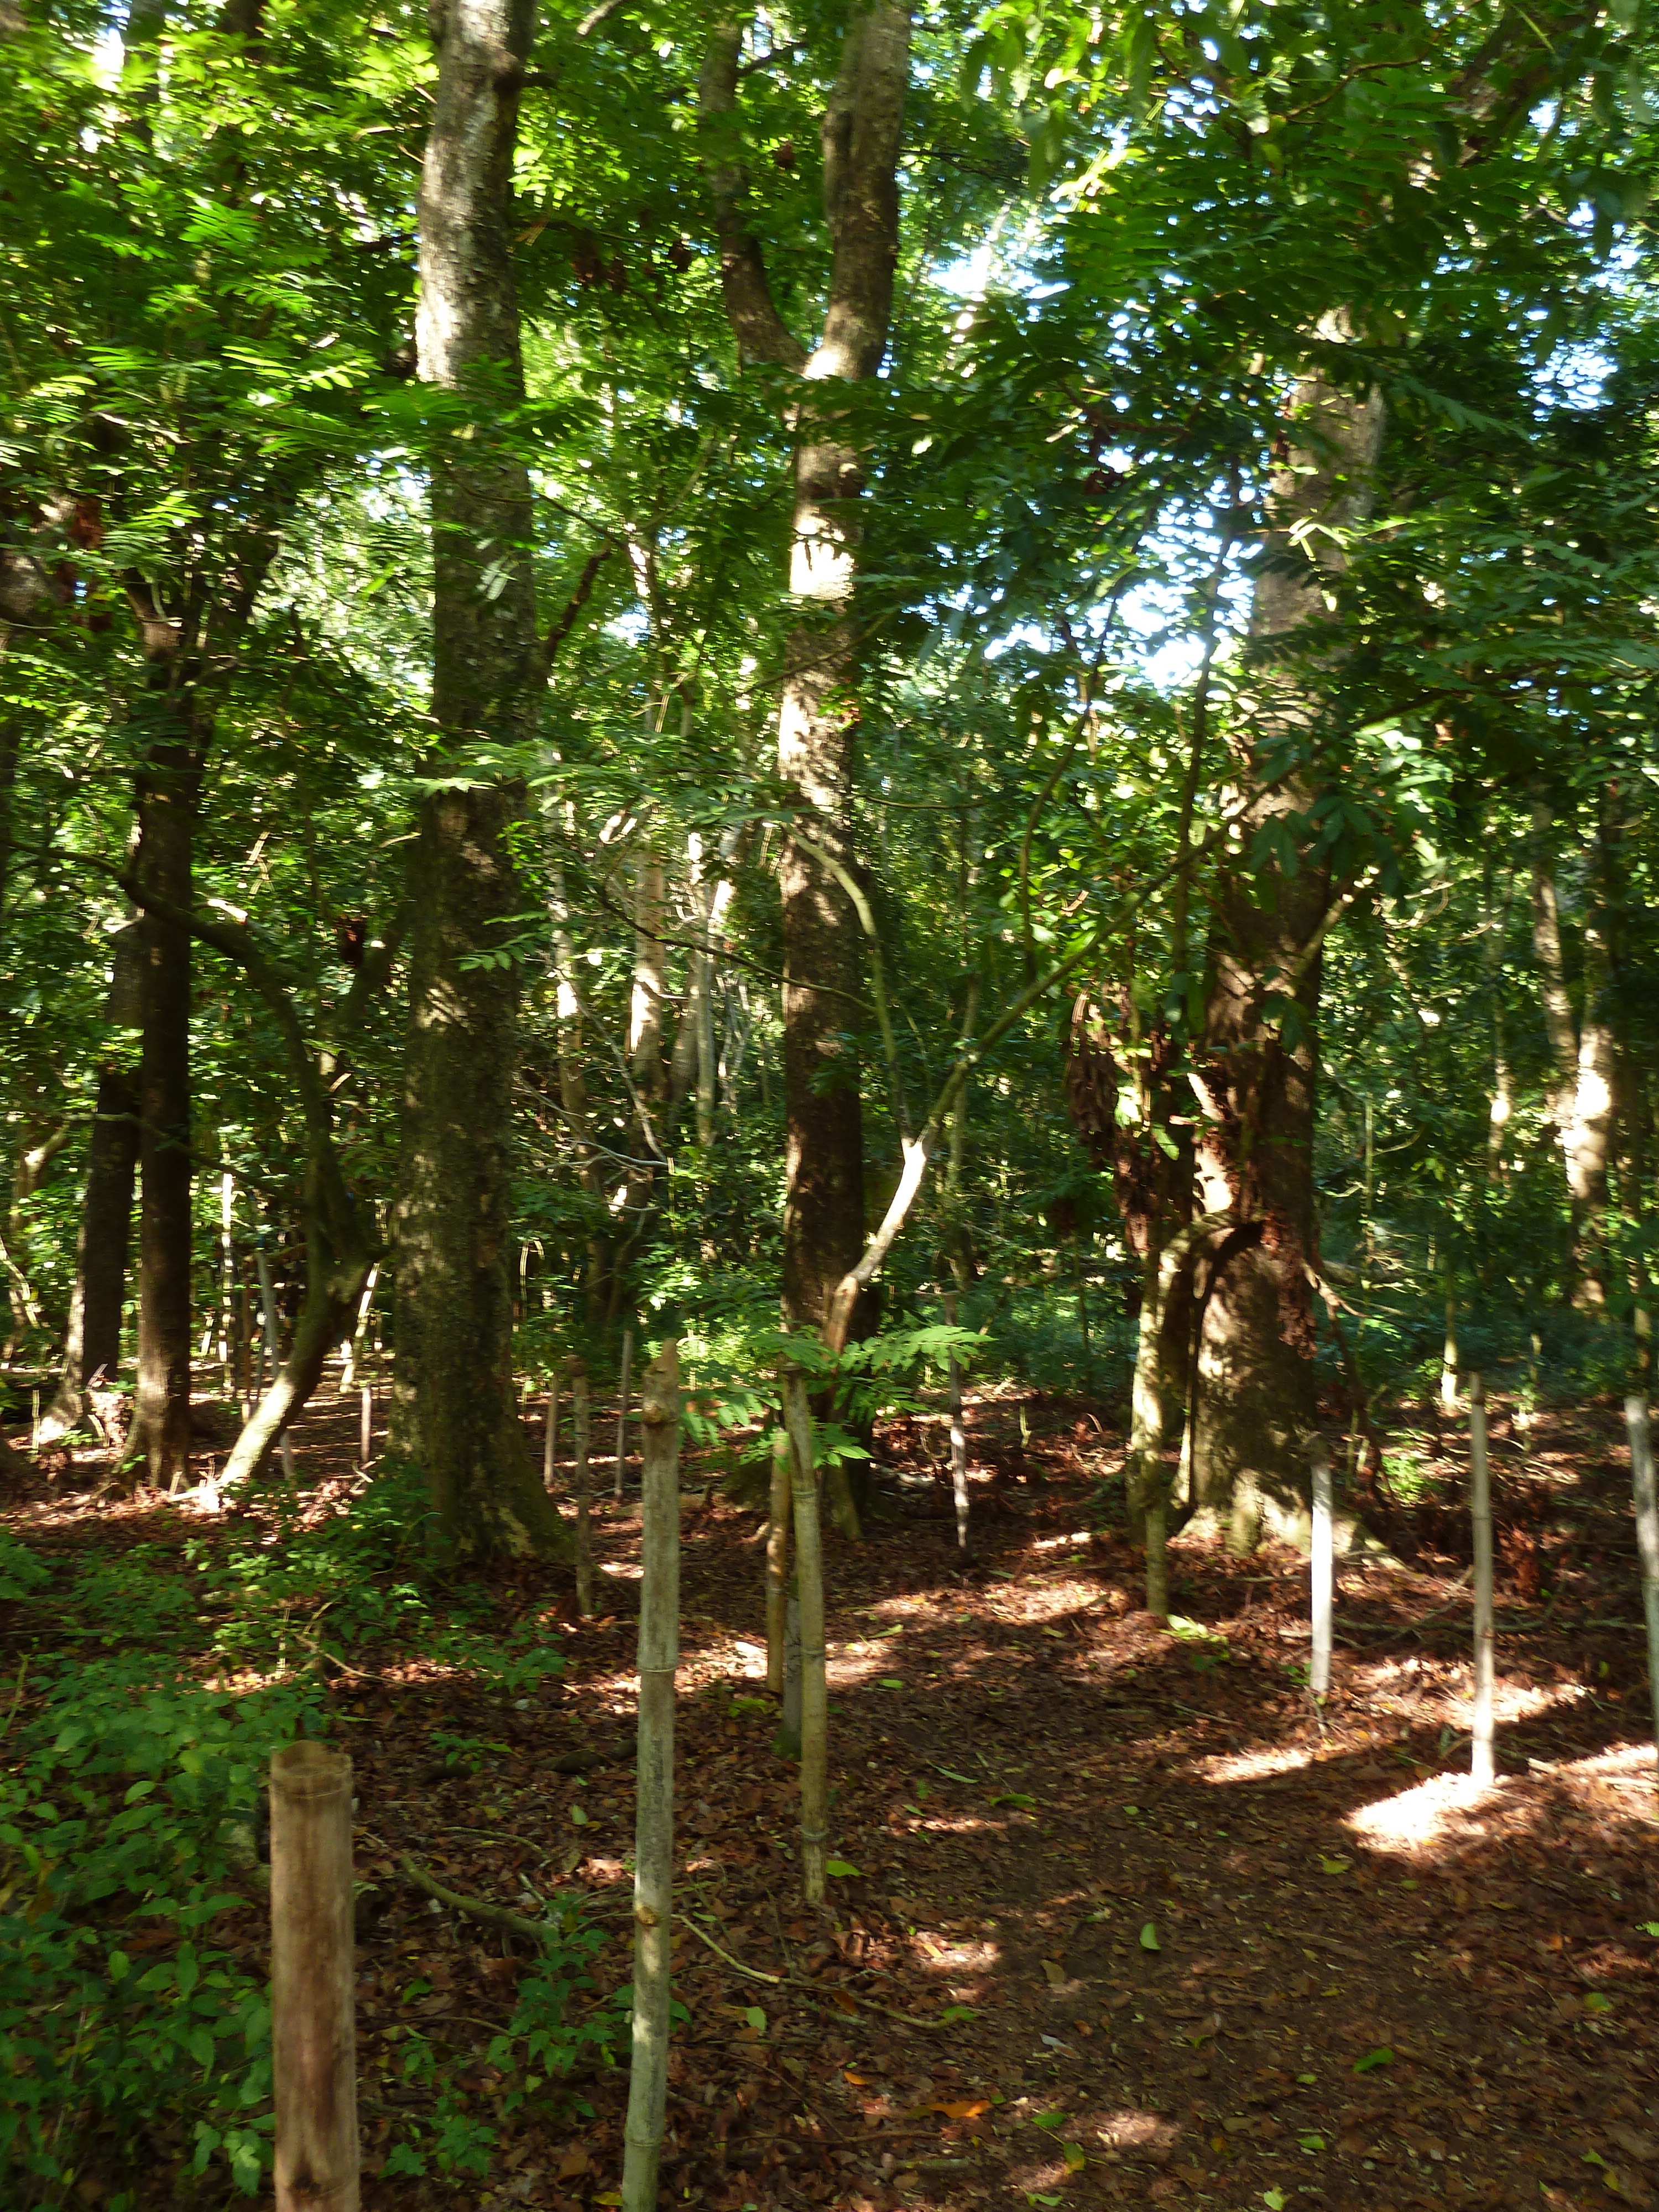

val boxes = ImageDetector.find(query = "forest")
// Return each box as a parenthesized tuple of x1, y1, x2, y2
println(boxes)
(2, 0, 1658, 2204)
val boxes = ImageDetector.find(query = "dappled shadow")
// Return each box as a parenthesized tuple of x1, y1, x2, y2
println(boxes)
(3, 1381, 1656, 2210)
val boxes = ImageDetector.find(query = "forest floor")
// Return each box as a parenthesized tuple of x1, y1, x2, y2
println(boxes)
(3, 1383, 1658, 2211)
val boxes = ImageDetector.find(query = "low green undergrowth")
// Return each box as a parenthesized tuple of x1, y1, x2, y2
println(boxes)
(0, 1464, 597, 2203)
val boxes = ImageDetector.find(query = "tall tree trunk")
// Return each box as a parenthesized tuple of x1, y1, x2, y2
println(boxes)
(700, 3, 912, 1334)
(44, 1064, 139, 1437)
(548, 850, 611, 1326)
(129, 728, 201, 1488)
(394, 0, 565, 1559)
(1530, 789, 1621, 1303)
(1190, 356, 1385, 1546)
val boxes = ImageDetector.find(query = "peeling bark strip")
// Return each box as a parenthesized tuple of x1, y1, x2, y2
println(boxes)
(397, 0, 566, 1560)
(700, 4, 914, 1337)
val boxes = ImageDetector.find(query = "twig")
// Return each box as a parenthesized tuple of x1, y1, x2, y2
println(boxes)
(675, 1915, 956, 2030)
(400, 1855, 564, 1946)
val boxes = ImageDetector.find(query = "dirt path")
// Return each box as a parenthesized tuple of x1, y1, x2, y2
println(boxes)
(5, 1386, 1657, 2210)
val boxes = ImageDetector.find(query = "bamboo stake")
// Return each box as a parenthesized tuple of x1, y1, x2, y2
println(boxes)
(271, 1741, 358, 2212)
(622, 1341, 681, 2212)
(1469, 1372, 1495, 1787)
(255, 1237, 295, 1485)
(766, 1427, 791, 1694)
(615, 1323, 634, 1501)
(359, 1383, 373, 1473)
(1625, 1394, 1659, 1769)
(543, 1363, 560, 1491)
(219, 1170, 236, 1385)
(781, 1369, 828, 1906)
(942, 1290, 969, 1553)
(572, 1356, 593, 1618)
(1310, 1438, 1333, 1699)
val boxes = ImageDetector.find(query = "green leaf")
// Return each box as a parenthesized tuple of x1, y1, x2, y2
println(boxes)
(1583, 1992, 1615, 2014)
(1353, 2047, 1394, 2074)
(1032, 2111, 1067, 2130)
(1318, 1855, 1351, 1875)
(824, 1859, 862, 1880)
(1139, 1922, 1160, 1952)
(1262, 2190, 1288, 2211)
(991, 1790, 1037, 1809)
(880, 1677, 904, 1689)
(743, 2006, 766, 2035)
(1062, 2141, 1087, 2171)
(936, 2005, 977, 2024)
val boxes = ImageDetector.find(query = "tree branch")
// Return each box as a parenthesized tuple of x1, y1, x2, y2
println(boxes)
(697, 20, 808, 371)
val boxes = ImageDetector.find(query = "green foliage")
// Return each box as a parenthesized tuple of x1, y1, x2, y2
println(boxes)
(0, 1658, 320, 2199)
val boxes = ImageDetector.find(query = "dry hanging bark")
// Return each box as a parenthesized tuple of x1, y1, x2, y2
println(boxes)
(270, 1741, 358, 2212)
(622, 1342, 681, 2212)
(781, 1368, 828, 1905)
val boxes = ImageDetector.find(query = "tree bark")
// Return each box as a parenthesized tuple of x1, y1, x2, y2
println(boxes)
(45, 1063, 139, 1437)
(1190, 354, 1385, 1545)
(1530, 789, 1621, 1302)
(620, 1342, 680, 2212)
(700, 3, 913, 1337)
(129, 732, 201, 1488)
(397, 0, 566, 1560)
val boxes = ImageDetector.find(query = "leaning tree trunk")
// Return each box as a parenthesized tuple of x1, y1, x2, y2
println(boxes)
(700, 3, 912, 1339)
(394, 0, 566, 1560)
(1190, 356, 1385, 1548)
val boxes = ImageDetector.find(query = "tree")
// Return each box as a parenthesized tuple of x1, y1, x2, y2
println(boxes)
(393, 0, 567, 1559)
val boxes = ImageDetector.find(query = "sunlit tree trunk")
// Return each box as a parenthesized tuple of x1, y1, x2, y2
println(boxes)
(700, 3, 912, 1336)
(1530, 789, 1621, 1305)
(394, 0, 565, 1559)
(1190, 356, 1385, 1547)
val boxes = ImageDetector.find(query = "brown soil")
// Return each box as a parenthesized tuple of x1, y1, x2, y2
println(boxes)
(4, 1384, 1657, 2212)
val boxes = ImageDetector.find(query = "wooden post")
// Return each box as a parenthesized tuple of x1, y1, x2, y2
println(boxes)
(766, 1428, 791, 1695)
(359, 1383, 372, 1473)
(622, 1342, 681, 2212)
(271, 1741, 358, 2212)
(781, 1369, 828, 1906)
(542, 1363, 560, 1491)
(1310, 1438, 1333, 1698)
(1625, 1394, 1659, 1768)
(571, 1357, 593, 1618)
(1469, 1373, 1495, 1787)
(614, 1324, 634, 1501)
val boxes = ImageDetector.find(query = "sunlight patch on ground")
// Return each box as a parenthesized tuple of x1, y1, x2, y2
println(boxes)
(1544, 1741, 1658, 1792)
(1095, 2107, 1182, 2152)
(1194, 1744, 1314, 1783)
(1345, 1772, 1501, 1856)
